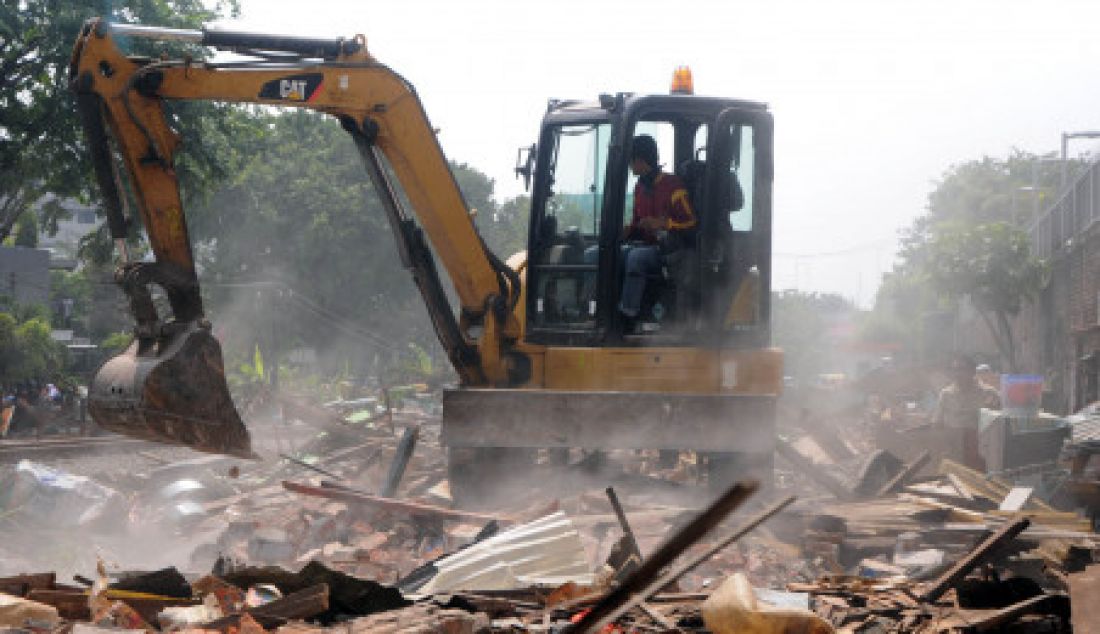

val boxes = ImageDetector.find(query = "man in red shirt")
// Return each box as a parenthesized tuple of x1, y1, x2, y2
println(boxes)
(619, 134, 697, 323)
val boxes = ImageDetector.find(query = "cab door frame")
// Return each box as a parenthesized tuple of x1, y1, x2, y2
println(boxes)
(702, 106, 774, 349)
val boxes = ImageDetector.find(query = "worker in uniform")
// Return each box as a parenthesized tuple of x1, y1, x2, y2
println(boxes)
(931, 355, 1001, 471)
(618, 134, 697, 326)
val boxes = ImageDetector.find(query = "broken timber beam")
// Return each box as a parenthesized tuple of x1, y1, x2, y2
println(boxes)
(1069, 565, 1100, 634)
(605, 487, 643, 569)
(282, 480, 509, 524)
(204, 583, 330, 630)
(0, 572, 55, 597)
(775, 438, 854, 500)
(567, 480, 759, 634)
(969, 593, 1070, 632)
(919, 516, 1030, 603)
(877, 450, 930, 497)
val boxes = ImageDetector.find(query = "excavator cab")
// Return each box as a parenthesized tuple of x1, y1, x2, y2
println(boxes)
(525, 93, 773, 348)
(444, 91, 780, 495)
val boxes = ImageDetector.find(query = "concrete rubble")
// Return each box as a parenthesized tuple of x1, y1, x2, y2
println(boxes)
(0, 389, 1096, 633)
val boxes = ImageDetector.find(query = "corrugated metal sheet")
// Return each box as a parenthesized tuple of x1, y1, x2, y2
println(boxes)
(418, 511, 594, 593)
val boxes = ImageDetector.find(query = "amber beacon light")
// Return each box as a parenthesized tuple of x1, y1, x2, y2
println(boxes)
(670, 66, 694, 94)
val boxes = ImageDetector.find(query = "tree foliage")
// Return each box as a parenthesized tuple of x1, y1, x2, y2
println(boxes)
(49, 269, 91, 330)
(0, 0, 239, 244)
(189, 110, 509, 380)
(923, 222, 1044, 370)
(0, 311, 66, 385)
(872, 151, 1051, 370)
(3, 2, 549, 390)
(13, 212, 37, 247)
(476, 194, 529, 260)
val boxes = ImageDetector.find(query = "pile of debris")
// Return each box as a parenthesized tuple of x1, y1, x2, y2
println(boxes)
(774, 413, 1100, 632)
(0, 388, 1097, 632)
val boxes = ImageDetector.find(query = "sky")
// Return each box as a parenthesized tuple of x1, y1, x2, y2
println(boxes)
(208, 0, 1100, 307)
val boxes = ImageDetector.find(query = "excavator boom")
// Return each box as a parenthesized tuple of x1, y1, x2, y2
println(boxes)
(70, 20, 520, 455)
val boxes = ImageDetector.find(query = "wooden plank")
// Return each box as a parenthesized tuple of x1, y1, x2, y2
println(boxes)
(203, 584, 330, 630)
(939, 458, 1057, 512)
(1069, 565, 1100, 634)
(26, 590, 90, 620)
(775, 438, 853, 500)
(282, 480, 510, 524)
(902, 495, 989, 523)
(969, 593, 1069, 632)
(947, 473, 976, 501)
(576, 495, 794, 633)
(0, 572, 55, 597)
(939, 459, 1008, 500)
(998, 487, 1034, 512)
(568, 481, 759, 633)
(877, 451, 930, 497)
(918, 516, 1030, 603)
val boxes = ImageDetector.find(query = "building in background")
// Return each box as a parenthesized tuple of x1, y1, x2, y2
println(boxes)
(0, 246, 50, 307)
(37, 197, 100, 263)
(1017, 159, 1100, 413)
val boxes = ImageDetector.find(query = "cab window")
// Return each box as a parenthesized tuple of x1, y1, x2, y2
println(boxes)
(529, 122, 610, 330)
(728, 124, 754, 232)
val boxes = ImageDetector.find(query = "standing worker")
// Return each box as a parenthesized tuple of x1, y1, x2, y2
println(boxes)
(618, 134, 697, 327)
(931, 355, 1001, 471)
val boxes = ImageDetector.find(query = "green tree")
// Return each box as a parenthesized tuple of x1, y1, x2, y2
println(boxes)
(872, 150, 1062, 366)
(14, 316, 63, 380)
(477, 195, 529, 260)
(923, 222, 1044, 371)
(191, 111, 501, 380)
(98, 331, 133, 356)
(0, 311, 66, 384)
(0, 0, 240, 244)
(13, 212, 37, 247)
(0, 313, 17, 380)
(49, 269, 91, 330)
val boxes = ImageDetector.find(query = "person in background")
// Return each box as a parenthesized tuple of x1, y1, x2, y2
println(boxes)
(932, 355, 1001, 471)
(976, 363, 999, 392)
(0, 394, 14, 437)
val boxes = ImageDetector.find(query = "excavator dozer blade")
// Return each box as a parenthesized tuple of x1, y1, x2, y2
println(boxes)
(89, 323, 256, 459)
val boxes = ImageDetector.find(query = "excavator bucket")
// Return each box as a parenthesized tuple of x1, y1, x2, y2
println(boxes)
(89, 322, 256, 459)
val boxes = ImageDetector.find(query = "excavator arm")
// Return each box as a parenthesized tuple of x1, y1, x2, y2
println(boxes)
(69, 19, 522, 456)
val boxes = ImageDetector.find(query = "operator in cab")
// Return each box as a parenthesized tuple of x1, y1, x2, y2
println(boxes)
(618, 134, 697, 327)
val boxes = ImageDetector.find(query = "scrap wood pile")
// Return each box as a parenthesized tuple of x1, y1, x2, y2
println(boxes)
(777, 424, 1100, 633)
(0, 390, 1098, 632)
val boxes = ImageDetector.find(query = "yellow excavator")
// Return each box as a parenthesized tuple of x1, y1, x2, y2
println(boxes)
(70, 19, 782, 491)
